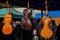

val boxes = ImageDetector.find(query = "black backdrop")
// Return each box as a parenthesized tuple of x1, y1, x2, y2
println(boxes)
(0, 0, 60, 11)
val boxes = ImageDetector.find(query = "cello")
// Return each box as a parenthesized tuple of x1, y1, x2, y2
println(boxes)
(2, 1, 12, 35)
(21, 2, 32, 30)
(40, 0, 53, 39)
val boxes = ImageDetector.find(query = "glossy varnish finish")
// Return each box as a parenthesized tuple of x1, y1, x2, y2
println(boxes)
(40, 17, 53, 38)
(2, 1, 12, 35)
(40, 0, 53, 39)
(2, 13, 12, 35)
(21, 9, 32, 30)
(21, 2, 32, 30)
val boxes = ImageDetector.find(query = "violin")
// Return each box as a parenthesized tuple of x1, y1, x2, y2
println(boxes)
(40, 17, 53, 38)
(21, 9, 32, 30)
(21, 1, 32, 30)
(40, 0, 53, 39)
(2, 1, 12, 35)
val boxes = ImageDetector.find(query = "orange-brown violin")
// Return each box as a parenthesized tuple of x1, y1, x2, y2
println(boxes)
(2, 1, 12, 35)
(40, 0, 53, 39)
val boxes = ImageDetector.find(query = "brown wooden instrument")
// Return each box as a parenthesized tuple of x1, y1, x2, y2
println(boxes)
(40, 0, 53, 39)
(21, 9, 32, 30)
(2, 1, 12, 35)
(21, 2, 32, 30)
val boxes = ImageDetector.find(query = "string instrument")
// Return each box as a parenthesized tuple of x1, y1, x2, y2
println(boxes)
(21, 2, 32, 30)
(40, 0, 53, 39)
(21, 9, 32, 30)
(2, 1, 12, 35)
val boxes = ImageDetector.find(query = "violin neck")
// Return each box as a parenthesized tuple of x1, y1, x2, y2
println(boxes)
(6, 0, 10, 13)
(24, 1, 30, 19)
(45, 0, 48, 16)
(46, 6, 48, 16)
(8, 7, 10, 13)
(27, 1, 30, 9)
(24, 15, 28, 20)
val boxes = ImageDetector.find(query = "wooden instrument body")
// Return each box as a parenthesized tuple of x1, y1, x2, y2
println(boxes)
(40, 16, 53, 38)
(2, 13, 12, 35)
(21, 9, 32, 30)
(21, 18, 32, 30)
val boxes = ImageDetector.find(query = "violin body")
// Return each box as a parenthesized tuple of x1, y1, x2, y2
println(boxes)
(40, 16, 53, 38)
(21, 18, 32, 30)
(2, 13, 12, 35)
(21, 9, 32, 30)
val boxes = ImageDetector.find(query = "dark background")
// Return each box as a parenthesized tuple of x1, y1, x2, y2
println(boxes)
(0, 0, 60, 11)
